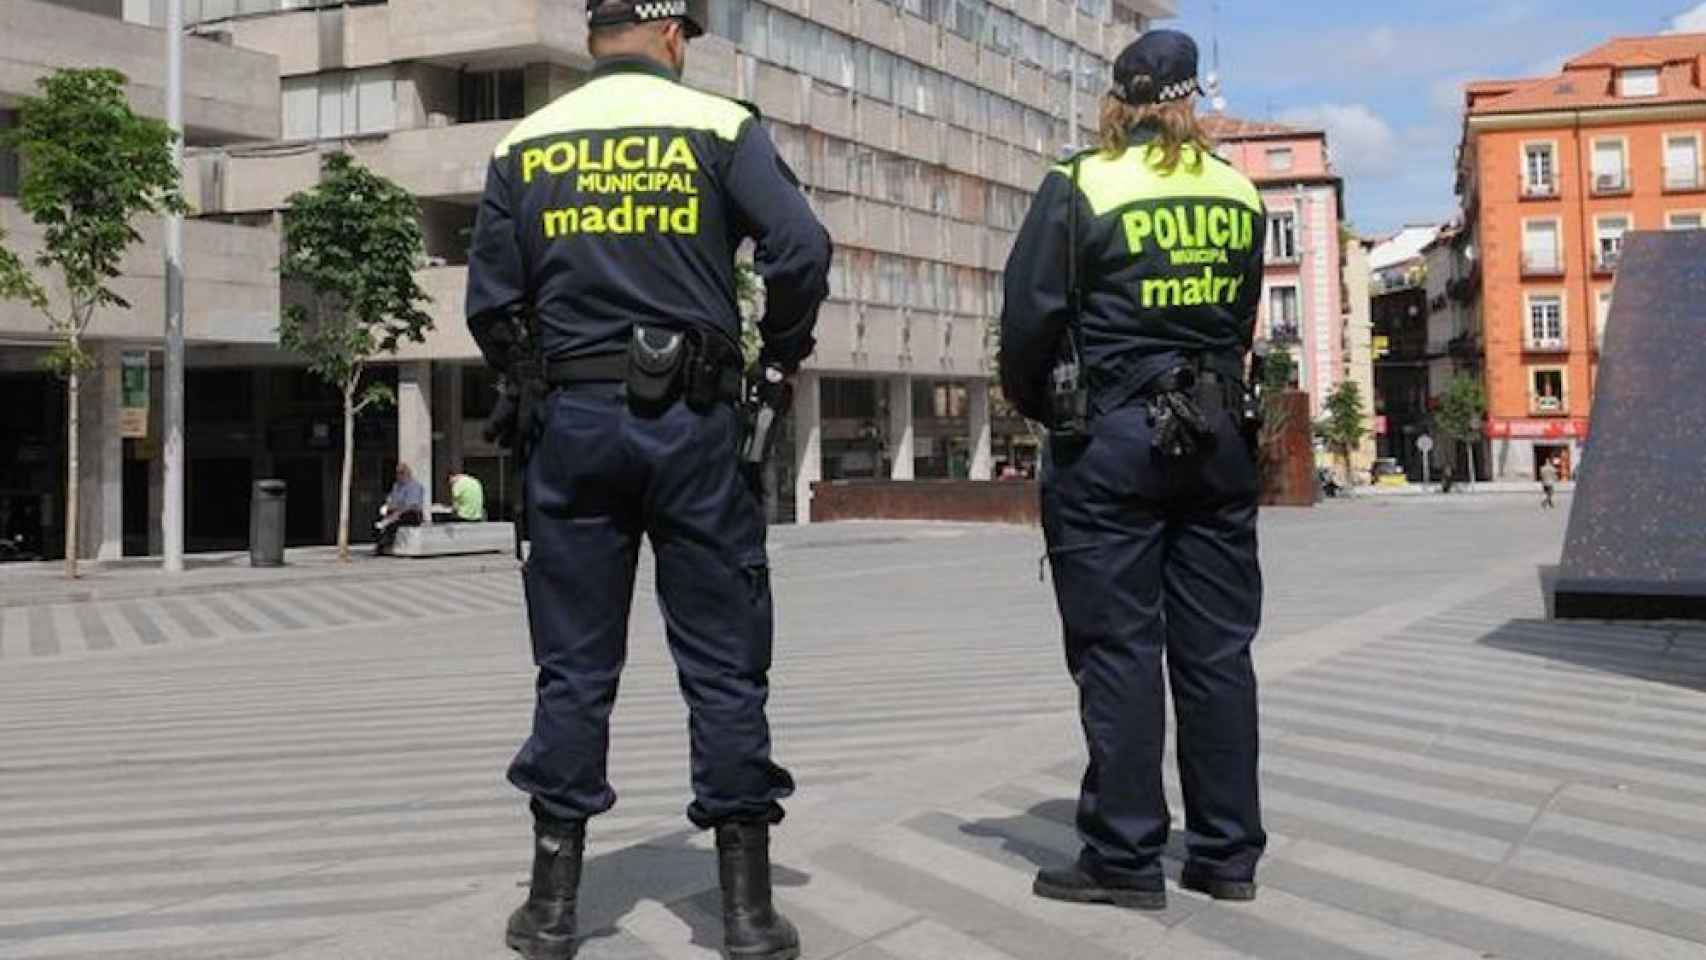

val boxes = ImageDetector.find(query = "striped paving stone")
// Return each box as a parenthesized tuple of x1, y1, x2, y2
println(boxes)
(0, 569, 529, 661)
(7, 508, 1706, 959)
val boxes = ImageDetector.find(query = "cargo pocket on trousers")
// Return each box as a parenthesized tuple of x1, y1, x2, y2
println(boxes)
(738, 547, 771, 606)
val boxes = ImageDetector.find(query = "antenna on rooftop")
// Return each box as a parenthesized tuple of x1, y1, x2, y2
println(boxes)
(1205, 0, 1227, 113)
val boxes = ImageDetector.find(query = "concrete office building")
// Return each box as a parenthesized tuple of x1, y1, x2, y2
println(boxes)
(3, 0, 1177, 554)
(0, 0, 281, 559)
(179, 0, 1175, 527)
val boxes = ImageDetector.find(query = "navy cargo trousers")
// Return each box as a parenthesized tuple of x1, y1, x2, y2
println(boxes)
(1042, 400, 1266, 883)
(509, 383, 794, 829)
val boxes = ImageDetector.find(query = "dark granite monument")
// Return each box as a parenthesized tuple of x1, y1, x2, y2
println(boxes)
(1554, 230, 1706, 620)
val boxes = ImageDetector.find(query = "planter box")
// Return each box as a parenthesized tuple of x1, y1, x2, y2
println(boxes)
(811, 480, 1039, 525)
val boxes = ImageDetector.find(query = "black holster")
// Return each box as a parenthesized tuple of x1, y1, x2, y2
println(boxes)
(626, 325, 743, 415)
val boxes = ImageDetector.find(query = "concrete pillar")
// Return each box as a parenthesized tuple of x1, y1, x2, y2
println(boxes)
(76, 343, 124, 561)
(887, 374, 914, 481)
(147, 355, 164, 556)
(793, 370, 822, 524)
(445, 363, 465, 473)
(968, 379, 994, 481)
(398, 361, 433, 519)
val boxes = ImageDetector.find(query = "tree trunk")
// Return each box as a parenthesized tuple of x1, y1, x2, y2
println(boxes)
(1466, 441, 1478, 491)
(337, 381, 355, 563)
(64, 341, 80, 580)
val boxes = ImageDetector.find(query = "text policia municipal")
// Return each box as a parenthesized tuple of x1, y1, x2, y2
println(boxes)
(1123, 201, 1257, 308)
(524, 133, 703, 237)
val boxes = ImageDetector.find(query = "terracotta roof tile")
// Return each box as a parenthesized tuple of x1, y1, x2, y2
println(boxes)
(1201, 114, 1318, 140)
(1567, 33, 1706, 68)
(1467, 33, 1706, 116)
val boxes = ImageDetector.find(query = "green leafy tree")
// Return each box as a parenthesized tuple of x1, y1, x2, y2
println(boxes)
(0, 69, 186, 578)
(279, 153, 433, 562)
(1317, 380, 1367, 487)
(736, 260, 762, 366)
(0, 228, 45, 309)
(1433, 374, 1487, 486)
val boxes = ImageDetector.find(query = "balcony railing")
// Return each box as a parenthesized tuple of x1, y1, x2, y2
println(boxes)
(1522, 181, 1558, 199)
(1521, 252, 1564, 278)
(1594, 248, 1622, 274)
(1592, 171, 1630, 195)
(1530, 395, 1567, 416)
(1525, 338, 1568, 354)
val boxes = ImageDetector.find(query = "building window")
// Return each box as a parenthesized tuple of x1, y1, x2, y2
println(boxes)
(1531, 369, 1566, 414)
(1595, 215, 1629, 271)
(458, 69, 526, 124)
(1591, 140, 1627, 193)
(1668, 211, 1704, 230)
(1527, 294, 1564, 349)
(1266, 148, 1294, 173)
(0, 110, 16, 198)
(1267, 212, 1298, 262)
(1268, 285, 1300, 341)
(1523, 143, 1556, 196)
(1665, 134, 1700, 190)
(1522, 220, 1561, 274)
(1617, 67, 1661, 98)
(282, 68, 396, 141)
(1596, 289, 1614, 349)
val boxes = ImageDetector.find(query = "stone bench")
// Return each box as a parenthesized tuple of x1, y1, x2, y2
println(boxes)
(392, 522, 515, 558)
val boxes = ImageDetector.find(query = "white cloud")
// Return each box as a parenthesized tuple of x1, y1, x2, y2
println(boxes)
(1670, 3, 1706, 32)
(1275, 104, 1402, 180)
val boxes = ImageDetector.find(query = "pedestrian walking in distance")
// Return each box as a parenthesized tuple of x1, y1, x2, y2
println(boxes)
(1001, 29, 1269, 911)
(465, 1, 832, 957)
(1540, 457, 1560, 509)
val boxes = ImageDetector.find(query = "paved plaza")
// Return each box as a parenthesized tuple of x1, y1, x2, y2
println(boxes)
(2, 497, 1705, 959)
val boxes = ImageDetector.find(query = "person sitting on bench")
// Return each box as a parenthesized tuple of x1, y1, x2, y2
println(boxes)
(374, 462, 425, 556)
(447, 471, 486, 523)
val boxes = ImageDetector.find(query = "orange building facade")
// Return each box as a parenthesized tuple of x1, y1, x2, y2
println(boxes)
(1459, 33, 1706, 479)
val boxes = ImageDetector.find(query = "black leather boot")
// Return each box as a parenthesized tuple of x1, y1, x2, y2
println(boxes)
(505, 817, 586, 960)
(1180, 862, 1258, 901)
(715, 821, 801, 960)
(1033, 863, 1166, 910)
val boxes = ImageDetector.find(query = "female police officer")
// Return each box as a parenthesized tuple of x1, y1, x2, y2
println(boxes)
(1000, 29, 1268, 910)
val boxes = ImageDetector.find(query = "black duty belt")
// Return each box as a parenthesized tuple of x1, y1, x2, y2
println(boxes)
(545, 346, 744, 406)
(546, 353, 627, 385)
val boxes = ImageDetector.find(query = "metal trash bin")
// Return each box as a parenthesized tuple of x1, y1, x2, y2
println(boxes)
(249, 479, 288, 567)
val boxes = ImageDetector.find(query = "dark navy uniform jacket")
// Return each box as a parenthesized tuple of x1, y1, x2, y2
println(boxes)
(466, 56, 832, 373)
(1000, 132, 1266, 421)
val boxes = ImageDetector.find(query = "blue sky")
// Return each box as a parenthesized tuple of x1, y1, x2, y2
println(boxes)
(1163, 1, 1706, 235)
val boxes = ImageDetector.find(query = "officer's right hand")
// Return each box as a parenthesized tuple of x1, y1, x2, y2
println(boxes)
(484, 385, 521, 449)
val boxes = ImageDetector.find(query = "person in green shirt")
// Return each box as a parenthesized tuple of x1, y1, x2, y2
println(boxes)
(447, 472, 486, 522)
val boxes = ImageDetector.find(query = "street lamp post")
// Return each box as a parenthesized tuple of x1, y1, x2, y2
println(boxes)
(162, 0, 185, 573)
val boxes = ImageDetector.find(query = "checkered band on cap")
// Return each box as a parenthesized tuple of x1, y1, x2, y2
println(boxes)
(1155, 78, 1201, 103)
(591, 0, 689, 22)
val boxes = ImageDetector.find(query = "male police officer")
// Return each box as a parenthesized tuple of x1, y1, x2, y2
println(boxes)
(1000, 30, 1268, 910)
(466, 2, 831, 958)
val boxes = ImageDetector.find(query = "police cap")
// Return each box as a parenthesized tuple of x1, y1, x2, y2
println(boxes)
(586, 0, 705, 39)
(1112, 30, 1203, 105)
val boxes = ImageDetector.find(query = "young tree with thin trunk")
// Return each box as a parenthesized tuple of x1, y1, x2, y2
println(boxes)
(1433, 374, 1488, 488)
(1317, 380, 1368, 488)
(1, 69, 185, 579)
(279, 153, 432, 562)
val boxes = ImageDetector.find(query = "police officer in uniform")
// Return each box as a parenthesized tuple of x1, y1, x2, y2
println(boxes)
(466, 2, 831, 957)
(1000, 30, 1268, 910)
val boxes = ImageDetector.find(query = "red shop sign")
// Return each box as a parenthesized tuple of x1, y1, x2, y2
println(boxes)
(1486, 418, 1591, 440)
